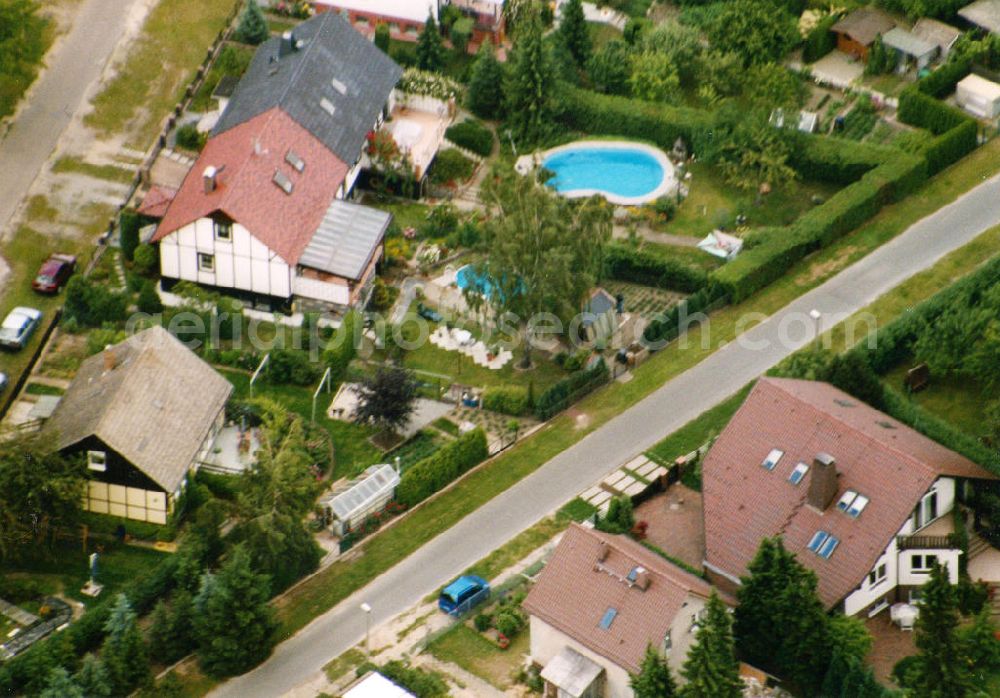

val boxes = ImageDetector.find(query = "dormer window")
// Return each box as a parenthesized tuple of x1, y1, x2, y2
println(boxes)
(213, 219, 232, 240)
(789, 462, 809, 485)
(320, 97, 336, 116)
(762, 449, 784, 470)
(837, 490, 869, 518)
(285, 149, 305, 172)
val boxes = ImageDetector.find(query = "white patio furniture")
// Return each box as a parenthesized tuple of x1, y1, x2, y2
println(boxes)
(891, 602, 919, 631)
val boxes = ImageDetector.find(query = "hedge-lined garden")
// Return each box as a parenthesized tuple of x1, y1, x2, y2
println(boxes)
(534, 359, 610, 420)
(395, 428, 490, 507)
(603, 245, 708, 294)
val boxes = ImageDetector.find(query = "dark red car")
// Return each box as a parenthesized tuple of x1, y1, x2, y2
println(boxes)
(32, 254, 76, 294)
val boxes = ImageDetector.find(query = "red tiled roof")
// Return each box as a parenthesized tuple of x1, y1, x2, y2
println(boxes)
(522, 524, 723, 674)
(136, 185, 176, 219)
(703, 377, 997, 609)
(154, 107, 349, 265)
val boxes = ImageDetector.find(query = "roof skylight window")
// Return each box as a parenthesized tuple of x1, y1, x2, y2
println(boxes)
(818, 535, 840, 559)
(331, 77, 347, 95)
(285, 149, 305, 172)
(837, 490, 869, 517)
(272, 170, 293, 194)
(320, 97, 336, 116)
(789, 462, 809, 485)
(599, 608, 618, 630)
(762, 449, 784, 471)
(807, 531, 829, 553)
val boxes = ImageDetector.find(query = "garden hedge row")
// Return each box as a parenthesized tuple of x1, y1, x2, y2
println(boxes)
(898, 88, 972, 136)
(712, 152, 927, 302)
(445, 120, 494, 157)
(482, 386, 530, 416)
(535, 359, 610, 420)
(787, 134, 889, 184)
(395, 428, 489, 507)
(917, 56, 972, 99)
(642, 283, 728, 347)
(603, 244, 708, 293)
(802, 14, 838, 63)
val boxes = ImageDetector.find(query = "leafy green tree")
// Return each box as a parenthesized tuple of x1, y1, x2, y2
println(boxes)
(597, 495, 635, 534)
(910, 562, 972, 697)
(352, 365, 420, 435)
(194, 545, 277, 677)
(0, 432, 86, 560)
(503, 7, 558, 145)
(471, 164, 611, 366)
(374, 22, 390, 53)
(64, 276, 129, 327)
(826, 613, 873, 667)
(102, 594, 150, 695)
(133, 242, 158, 275)
(734, 537, 831, 694)
(630, 644, 677, 697)
(703, 0, 798, 67)
(137, 279, 163, 315)
(825, 352, 886, 411)
(40, 667, 83, 698)
(747, 62, 809, 110)
(416, 13, 446, 72)
(629, 52, 681, 103)
(681, 591, 742, 698)
(587, 39, 632, 95)
(119, 209, 141, 262)
(865, 35, 893, 76)
(466, 40, 504, 118)
(324, 309, 359, 381)
(640, 21, 703, 87)
(235, 0, 269, 45)
(149, 591, 196, 665)
(709, 113, 797, 196)
(74, 654, 112, 698)
(959, 608, 1000, 673)
(558, 0, 590, 66)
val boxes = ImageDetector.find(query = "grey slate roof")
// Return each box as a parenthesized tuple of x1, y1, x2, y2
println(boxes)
(212, 11, 403, 165)
(45, 326, 232, 493)
(299, 199, 390, 279)
(959, 0, 1000, 33)
(883, 27, 937, 57)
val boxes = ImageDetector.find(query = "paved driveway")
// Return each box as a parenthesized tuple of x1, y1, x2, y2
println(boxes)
(212, 173, 1000, 698)
(0, 0, 140, 242)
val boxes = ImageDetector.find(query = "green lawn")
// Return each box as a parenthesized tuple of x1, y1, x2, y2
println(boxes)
(882, 364, 987, 439)
(85, 0, 237, 147)
(588, 22, 623, 50)
(51, 156, 136, 185)
(668, 162, 838, 238)
(188, 42, 255, 113)
(221, 369, 382, 480)
(160, 133, 1000, 698)
(364, 198, 432, 231)
(427, 623, 529, 690)
(0, 4, 54, 120)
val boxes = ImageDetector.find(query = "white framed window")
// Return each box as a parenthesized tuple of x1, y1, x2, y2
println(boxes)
(789, 462, 809, 485)
(87, 450, 107, 472)
(868, 562, 887, 587)
(914, 490, 939, 530)
(911, 554, 938, 572)
(198, 253, 214, 271)
(838, 490, 869, 518)
(213, 220, 232, 240)
(762, 448, 784, 471)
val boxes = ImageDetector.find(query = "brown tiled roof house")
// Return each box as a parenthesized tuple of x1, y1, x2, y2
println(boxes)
(523, 524, 730, 697)
(702, 377, 997, 618)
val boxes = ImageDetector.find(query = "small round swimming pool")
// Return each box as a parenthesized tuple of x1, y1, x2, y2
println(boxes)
(455, 264, 494, 297)
(539, 141, 675, 205)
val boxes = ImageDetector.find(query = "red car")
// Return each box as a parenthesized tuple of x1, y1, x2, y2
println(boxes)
(32, 254, 77, 294)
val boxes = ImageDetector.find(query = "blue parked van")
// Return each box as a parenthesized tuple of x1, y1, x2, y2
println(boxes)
(438, 575, 490, 616)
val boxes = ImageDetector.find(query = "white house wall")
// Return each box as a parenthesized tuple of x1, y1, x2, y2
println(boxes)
(293, 274, 351, 305)
(158, 220, 292, 299)
(529, 616, 633, 698)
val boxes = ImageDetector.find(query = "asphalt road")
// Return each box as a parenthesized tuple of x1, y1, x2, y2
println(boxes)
(214, 172, 1000, 698)
(0, 0, 139, 240)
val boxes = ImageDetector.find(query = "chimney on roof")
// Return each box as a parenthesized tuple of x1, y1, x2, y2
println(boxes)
(203, 166, 218, 194)
(634, 567, 650, 591)
(597, 541, 610, 562)
(807, 453, 839, 511)
(279, 30, 297, 58)
(103, 345, 116, 372)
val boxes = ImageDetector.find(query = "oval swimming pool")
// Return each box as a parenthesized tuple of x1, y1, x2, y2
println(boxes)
(540, 142, 673, 205)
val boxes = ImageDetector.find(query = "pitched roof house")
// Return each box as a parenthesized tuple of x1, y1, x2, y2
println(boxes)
(154, 12, 400, 312)
(45, 326, 232, 524)
(702, 378, 997, 617)
(523, 524, 727, 697)
(959, 0, 1000, 34)
(831, 8, 896, 61)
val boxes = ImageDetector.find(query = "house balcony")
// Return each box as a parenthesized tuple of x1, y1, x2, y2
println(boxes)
(897, 513, 960, 551)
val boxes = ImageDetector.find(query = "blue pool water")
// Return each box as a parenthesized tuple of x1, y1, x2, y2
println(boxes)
(455, 264, 494, 297)
(542, 146, 666, 200)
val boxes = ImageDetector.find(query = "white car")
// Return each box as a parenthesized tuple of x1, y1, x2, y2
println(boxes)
(0, 307, 42, 350)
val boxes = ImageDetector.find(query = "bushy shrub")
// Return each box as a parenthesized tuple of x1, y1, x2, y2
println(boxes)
(64, 277, 129, 327)
(267, 348, 320, 386)
(652, 196, 676, 221)
(535, 359, 609, 420)
(119, 209, 142, 262)
(603, 245, 707, 293)
(482, 386, 529, 416)
(137, 280, 163, 314)
(445, 120, 494, 157)
(787, 134, 889, 184)
(924, 119, 978, 175)
(474, 613, 493, 632)
(175, 123, 206, 151)
(395, 428, 489, 507)
(430, 149, 474, 184)
(917, 56, 972, 99)
(562, 348, 591, 372)
(133, 243, 158, 275)
(494, 607, 527, 638)
(802, 14, 837, 63)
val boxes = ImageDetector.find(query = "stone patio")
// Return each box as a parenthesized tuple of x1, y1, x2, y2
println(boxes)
(864, 610, 915, 685)
(634, 484, 705, 570)
(328, 383, 454, 440)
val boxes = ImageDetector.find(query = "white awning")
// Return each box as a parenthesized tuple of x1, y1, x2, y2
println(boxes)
(540, 646, 604, 698)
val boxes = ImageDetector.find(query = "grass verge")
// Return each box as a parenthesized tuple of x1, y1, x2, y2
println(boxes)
(52, 156, 136, 185)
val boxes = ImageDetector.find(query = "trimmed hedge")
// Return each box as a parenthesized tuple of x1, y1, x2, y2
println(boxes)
(642, 284, 728, 347)
(557, 85, 712, 152)
(898, 88, 971, 136)
(395, 428, 489, 507)
(482, 386, 530, 416)
(445, 119, 494, 157)
(924, 119, 979, 175)
(603, 244, 708, 293)
(787, 134, 889, 184)
(535, 359, 610, 420)
(917, 56, 972, 99)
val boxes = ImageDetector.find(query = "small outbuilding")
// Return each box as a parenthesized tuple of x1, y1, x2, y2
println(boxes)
(342, 671, 415, 698)
(831, 8, 896, 61)
(959, 0, 1000, 34)
(912, 18, 963, 58)
(957, 73, 1000, 117)
(882, 27, 938, 70)
(320, 463, 400, 536)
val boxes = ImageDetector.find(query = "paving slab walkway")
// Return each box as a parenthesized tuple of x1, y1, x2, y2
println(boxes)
(0, 599, 38, 628)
